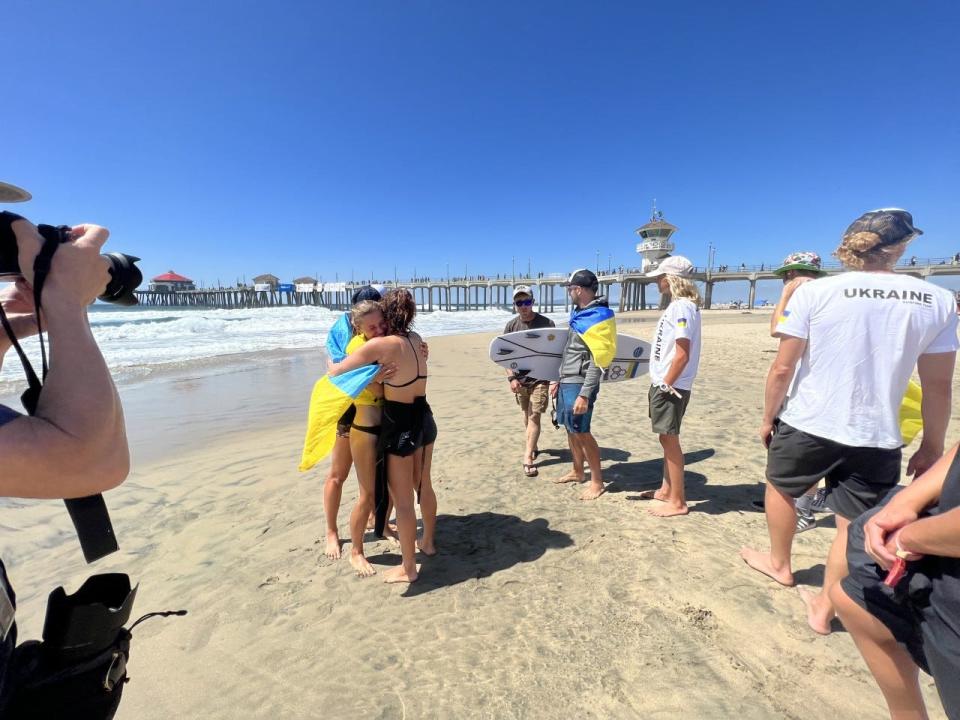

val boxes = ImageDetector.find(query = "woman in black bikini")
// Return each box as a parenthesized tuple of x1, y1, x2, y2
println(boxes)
(328, 289, 436, 584)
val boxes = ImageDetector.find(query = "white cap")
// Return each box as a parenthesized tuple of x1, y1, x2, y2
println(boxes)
(512, 284, 533, 299)
(0, 181, 31, 203)
(645, 255, 694, 278)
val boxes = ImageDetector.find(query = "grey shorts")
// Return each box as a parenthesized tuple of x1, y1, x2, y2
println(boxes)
(648, 385, 691, 435)
(841, 497, 960, 718)
(765, 421, 901, 520)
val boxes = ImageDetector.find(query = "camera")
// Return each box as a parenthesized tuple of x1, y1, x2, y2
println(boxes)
(0, 211, 142, 306)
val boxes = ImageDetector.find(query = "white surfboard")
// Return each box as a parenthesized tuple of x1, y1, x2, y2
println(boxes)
(489, 328, 650, 384)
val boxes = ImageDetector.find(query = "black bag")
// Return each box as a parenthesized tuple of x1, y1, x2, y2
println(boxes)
(4, 574, 184, 720)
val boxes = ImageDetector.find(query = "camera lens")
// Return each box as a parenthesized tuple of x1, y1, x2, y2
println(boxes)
(100, 254, 142, 306)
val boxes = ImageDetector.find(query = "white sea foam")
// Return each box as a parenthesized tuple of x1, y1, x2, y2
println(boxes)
(0, 304, 569, 388)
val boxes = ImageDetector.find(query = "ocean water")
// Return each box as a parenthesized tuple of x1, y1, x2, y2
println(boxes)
(0, 304, 569, 390)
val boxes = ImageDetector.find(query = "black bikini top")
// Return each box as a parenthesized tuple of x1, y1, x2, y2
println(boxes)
(384, 335, 428, 388)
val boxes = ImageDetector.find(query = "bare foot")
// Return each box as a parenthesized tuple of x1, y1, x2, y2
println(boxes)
(366, 513, 375, 530)
(349, 552, 376, 578)
(580, 483, 605, 500)
(739, 547, 795, 587)
(552, 472, 585, 484)
(648, 503, 689, 517)
(418, 539, 437, 556)
(382, 526, 401, 547)
(383, 565, 419, 584)
(325, 530, 342, 560)
(798, 586, 833, 635)
(638, 489, 669, 502)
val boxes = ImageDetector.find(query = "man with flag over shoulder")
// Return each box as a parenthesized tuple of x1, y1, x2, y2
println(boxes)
(550, 269, 617, 500)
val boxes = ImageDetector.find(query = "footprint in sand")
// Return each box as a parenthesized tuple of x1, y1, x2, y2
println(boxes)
(258, 575, 280, 588)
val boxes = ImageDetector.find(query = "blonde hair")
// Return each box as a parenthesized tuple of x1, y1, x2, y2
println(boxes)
(834, 232, 908, 271)
(665, 275, 702, 307)
(350, 300, 382, 331)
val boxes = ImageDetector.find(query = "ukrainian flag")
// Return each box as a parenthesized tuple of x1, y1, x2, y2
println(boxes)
(299, 315, 380, 471)
(899, 379, 923, 446)
(569, 304, 617, 369)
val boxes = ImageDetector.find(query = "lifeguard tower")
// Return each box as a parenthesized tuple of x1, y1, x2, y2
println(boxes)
(635, 201, 677, 274)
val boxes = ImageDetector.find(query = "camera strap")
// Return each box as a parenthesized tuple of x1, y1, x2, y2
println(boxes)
(0, 226, 119, 563)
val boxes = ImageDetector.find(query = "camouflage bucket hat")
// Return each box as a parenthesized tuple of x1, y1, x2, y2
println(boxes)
(773, 251, 825, 277)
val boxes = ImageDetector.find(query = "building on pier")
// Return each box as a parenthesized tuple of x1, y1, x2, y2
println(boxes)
(149, 270, 195, 292)
(253, 273, 279, 291)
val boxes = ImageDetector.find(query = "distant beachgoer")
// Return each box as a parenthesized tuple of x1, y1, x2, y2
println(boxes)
(638, 256, 702, 517)
(550, 269, 617, 501)
(328, 289, 436, 584)
(503, 285, 556, 477)
(741, 208, 958, 635)
(832, 443, 960, 719)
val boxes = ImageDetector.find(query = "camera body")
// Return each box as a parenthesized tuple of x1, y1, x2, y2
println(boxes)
(0, 211, 142, 306)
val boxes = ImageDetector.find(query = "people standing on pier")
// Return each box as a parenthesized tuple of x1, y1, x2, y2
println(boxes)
(550, 269, 617, 501)
(639, 256, 702, 518)
(503, 285, 555, 477)
(741, 208, 958, 635)
(328, 289, 436, 584)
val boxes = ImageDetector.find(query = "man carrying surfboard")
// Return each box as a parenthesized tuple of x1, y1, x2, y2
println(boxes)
(551, 269, 617, 500)
(640, 256, 702, 518)
(504, 285, 556, 477)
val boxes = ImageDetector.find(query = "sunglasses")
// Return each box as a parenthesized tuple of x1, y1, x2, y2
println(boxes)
(514, 299, 534, 307)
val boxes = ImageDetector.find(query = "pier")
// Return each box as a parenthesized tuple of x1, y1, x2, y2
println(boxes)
(133, 257, 960, 312)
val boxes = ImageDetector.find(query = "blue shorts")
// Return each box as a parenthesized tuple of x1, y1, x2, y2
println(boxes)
(556, 383, 598, 434)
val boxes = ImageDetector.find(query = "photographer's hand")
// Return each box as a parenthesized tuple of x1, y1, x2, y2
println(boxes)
(0, 221, 129, 499)
(0, 281, 40, 338)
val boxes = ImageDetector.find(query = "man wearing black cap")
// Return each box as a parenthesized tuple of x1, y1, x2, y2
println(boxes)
(504, 285, 555, 477)
(741, 208, 958, 637)
(0, 181, 130, 711)
(551, 268, 614, 500)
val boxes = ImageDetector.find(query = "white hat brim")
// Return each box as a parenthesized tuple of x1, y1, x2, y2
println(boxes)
(0, 181, 31, 203)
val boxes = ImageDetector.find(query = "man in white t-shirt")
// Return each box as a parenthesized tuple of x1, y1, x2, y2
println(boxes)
(741, 208, 958, 635)
(640, 255, 702, 517)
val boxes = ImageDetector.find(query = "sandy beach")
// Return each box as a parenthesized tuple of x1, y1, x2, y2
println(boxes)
(2, 310, 956, 719)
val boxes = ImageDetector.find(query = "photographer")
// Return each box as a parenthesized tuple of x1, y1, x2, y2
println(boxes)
(0, 181, 130, 711)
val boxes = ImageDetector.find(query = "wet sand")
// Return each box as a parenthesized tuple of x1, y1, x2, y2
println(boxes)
(2, 311, 955, 719)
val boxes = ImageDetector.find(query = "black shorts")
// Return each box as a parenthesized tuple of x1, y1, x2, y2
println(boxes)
(336, 405, 357, 438)
(765, 421, 900, 520)
(841, 498, 960, 718)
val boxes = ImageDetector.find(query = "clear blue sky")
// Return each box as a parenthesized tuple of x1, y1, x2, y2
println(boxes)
(5, 1, 959, 290)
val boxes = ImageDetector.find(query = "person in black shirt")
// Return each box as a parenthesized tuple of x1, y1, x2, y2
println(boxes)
(503, 285, 555, 477)
(834, 443, 960, 719)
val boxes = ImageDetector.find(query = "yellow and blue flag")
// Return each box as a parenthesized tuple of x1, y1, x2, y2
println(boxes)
(899, 379, 923, 446)
(299, 315, 380, 471)
(569, 304, 617, 369)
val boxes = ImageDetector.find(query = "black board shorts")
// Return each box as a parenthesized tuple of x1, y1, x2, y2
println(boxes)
(765, 421, 900, 520)
(842, 497, 960, 718)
